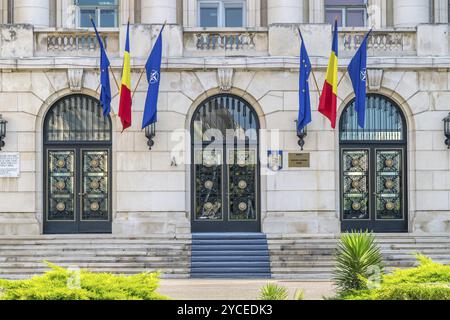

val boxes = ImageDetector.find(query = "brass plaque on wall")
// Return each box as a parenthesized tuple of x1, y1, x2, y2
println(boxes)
(288, 153, 310, 168)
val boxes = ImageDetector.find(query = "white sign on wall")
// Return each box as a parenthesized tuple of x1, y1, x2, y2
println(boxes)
(0, 153, 20, 178)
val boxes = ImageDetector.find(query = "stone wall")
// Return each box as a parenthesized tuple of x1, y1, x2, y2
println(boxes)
(0, 20, 449, 236)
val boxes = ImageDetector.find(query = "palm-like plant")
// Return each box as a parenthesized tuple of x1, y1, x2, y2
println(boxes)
(259, 283, 289, 300)
(333, 231, 384, 294)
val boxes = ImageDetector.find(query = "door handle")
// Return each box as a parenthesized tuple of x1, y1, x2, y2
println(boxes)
(78, 192, 87, 197)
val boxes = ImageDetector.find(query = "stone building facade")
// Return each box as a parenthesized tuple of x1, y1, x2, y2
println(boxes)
(0, 0, 449, 237)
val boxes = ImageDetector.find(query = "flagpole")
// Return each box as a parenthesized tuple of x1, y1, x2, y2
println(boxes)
(297, 27, 321, 97)
(132, 20, 167, 99)
(109, 66, 120, 92)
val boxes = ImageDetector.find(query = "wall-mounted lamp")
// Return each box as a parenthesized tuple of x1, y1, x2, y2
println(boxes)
(295, 120, 308, 151)
(145, 123, 156, 150)
(444, 112, 450, 149)
(0, 114, 7, 151)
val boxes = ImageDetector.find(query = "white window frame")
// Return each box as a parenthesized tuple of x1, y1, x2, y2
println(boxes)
(75, 0, 119, 28)
(198, 0, 246, 28)
(325, 0, 368, 27)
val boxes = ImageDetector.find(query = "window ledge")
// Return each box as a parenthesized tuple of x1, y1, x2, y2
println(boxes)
(185, 27, 268, 32)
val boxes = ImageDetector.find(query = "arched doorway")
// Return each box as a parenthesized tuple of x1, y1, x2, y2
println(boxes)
(191, 94, 260, 233)
(43, 94, 112, 234)
(339, 94, 408, 233)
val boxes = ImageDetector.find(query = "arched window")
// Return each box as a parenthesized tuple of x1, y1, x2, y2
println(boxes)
(340, 94, 406, 143)
(339, 94, 408, 233)
(43, 94, 112, 234)
(44, 94, 111, 143)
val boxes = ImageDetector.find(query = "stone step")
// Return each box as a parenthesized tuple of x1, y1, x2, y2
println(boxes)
(0, 256, 188, 263)
(0, 244, 190, 250)
(192, 256, 270, 262)
(0, 267, 189, 274)
(192, 233, 267, 240)
(0, 251, 189, 257)
(0, 262, 190, 269)
(191, 274, 271, 279)
(191, 261, 271, 268)
(270, 267, 333, 274)
(0, 239, 191, 245)
(191, 250, 269, 257)
(192, 239, 268, 245)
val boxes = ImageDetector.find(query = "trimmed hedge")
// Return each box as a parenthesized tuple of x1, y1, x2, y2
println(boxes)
(0, 263, 168, 300)
(342, 255, 450, 300)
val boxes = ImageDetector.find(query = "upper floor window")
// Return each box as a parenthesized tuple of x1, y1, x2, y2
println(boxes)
(199, 0, 246, 27)
(76, 0, 119, 28)
(325, 0, 367, 27)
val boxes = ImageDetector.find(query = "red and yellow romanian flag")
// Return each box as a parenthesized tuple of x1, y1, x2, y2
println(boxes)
(118, 22, 132, 131)
(318, 20, 339, 129)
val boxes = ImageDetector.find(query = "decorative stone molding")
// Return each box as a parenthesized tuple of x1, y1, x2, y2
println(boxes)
(67, 68, 84, 92)
(217, 68, 234, 92)
(368, 69, 384, 91)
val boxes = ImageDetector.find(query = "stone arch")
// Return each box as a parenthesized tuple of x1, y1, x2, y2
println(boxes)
(34, 88, 117, 233)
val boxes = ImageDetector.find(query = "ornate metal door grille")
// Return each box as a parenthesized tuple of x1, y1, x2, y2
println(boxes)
(43, 94, 112, 234)
(340, 94, 408, 232)
(191, 94, 260, 233)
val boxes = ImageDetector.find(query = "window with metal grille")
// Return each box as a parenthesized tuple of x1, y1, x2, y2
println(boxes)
(340, 94, 406, 142)
(44, 94, 112, 143)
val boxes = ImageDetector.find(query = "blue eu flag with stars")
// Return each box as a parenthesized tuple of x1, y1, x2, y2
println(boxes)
(142, 26, 164, 129)
(348, 30, 372, 128)
(91, 18, 111, 116)
(297, 33, 312, 133)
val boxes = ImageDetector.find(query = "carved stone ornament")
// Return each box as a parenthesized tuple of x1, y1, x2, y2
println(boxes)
(217, 68, 234, 91)
(68, 68, 84, 92)
(367, 69, 383, 91)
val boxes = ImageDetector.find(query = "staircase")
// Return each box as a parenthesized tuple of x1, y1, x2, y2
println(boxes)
(0, 235, 191, 280)
(1, 234, 448, 281)
(190, 233, 271, 279)
(268, 234, 450, 280)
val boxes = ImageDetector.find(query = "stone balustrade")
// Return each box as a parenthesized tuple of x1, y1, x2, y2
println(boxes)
(34, 30, 120, 56)
(339, 29, 417, 57)
(184, 29, 269, 57)
(1, 25, 446, 59)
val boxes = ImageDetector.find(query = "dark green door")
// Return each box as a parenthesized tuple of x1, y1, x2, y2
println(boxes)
(43, 94, 112, 234)
(339, 94, 408, 233)
(44, 147, 111, 234)
(191, 94, 261, 233)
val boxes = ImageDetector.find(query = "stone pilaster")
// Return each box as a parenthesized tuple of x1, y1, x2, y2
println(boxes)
(267, 0, 303, 25)
(433, 0, 449, 23)
(308, 0, 324, 23)
(393, 0, 430, 27)
(14, 0, 50, 27)
(141, 0, 177, 24)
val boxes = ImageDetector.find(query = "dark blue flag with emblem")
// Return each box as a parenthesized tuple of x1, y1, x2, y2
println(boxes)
(348, 29, 372, 128)
(91, 18, 111, 116)
(297, 31, 312, 133)
(142, 25, 165, 129)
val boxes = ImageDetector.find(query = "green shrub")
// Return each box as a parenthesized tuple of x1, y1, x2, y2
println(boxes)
(333, 231, 384, 294)
(344, 283, 450, 300)
(382, 254, 450, 285)
(259, 283, 289, 300)
(293, 289, 305, 301)
(342, 255, 450, 300)
(0, 263, 168, 300)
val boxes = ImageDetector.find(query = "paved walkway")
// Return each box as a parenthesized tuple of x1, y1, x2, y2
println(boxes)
(157, 279, 335, 300)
